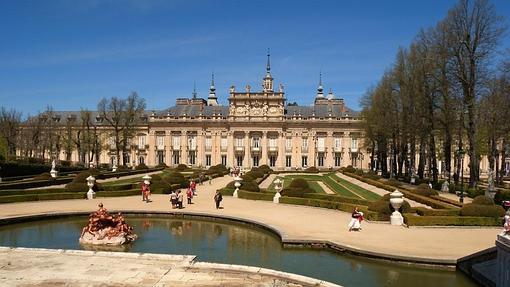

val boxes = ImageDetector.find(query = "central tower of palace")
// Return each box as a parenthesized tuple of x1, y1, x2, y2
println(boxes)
(228, 52, 286, 121)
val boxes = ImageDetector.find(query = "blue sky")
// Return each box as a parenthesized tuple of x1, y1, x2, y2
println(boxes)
(0, 0, 509, 116)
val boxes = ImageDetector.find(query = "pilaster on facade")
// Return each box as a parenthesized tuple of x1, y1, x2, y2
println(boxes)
(244, 131, 250, 169)
(261, 131, 268, 166)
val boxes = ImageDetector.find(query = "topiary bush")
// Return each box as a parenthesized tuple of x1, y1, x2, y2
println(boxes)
(116, 165, 130, 171)
(225, 179, 260, 192)
(247, 169, 264, 179)
(343, 165, 356, 174)
(149, 174, 172, 194)
(65, 169, 101, 192)
(460, 203, 505, 218)
(175, 164, 189, 171)
(33, 172, 52, 181)
(289, 178, 309, 189)
(207, 164, 228, 175)
(257, 164, 272, 174)
(355, 169, 364, 176)
(471, 195, 495, 205)
(386, 178, 403, 187)
(305, 166, 319, 173)
(281, 178, 314, 197)
(412, 183, 439, 197)
(156, 162, 168, 168)
(135, 163, 148, 170)
(164, 171, 188, 188)
(494, 190, 510, 205)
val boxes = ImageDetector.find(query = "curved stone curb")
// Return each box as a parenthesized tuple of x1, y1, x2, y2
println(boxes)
(0, 210, 457, 267)
(192, 261, 341, 287)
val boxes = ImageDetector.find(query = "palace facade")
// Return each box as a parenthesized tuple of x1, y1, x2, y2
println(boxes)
(31, 55, 367, 171)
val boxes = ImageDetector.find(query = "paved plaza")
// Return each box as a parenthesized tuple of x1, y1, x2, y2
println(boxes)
(0, 174, 501, 265)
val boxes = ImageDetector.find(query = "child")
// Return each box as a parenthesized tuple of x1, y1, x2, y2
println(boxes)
(186, 187, 193, 204)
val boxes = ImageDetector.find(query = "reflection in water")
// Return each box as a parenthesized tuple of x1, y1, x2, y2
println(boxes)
(0, 216, 476, 287)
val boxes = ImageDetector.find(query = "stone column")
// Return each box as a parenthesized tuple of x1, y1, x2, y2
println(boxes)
(278, 131, 285, 170)
(227, 131, 235, 168)
(343, 131, 350, 167)
(309, 132, 316, 168)
(148, 130, 155, 166)
(166, 130, 171, 165)
(180, 130, 187, 165)
(197, 130, 205, 168)
(326, 131, 333, 168)
(261, 131, 268, 166)
(244, 131, 250, 169)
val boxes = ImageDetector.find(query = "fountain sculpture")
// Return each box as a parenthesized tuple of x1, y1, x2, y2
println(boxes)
(79, 203, 137, 245)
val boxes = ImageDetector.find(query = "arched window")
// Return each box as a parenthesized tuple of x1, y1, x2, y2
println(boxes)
(139, 156, 145, 165)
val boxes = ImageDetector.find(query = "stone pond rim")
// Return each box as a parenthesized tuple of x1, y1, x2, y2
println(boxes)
(0, 210, 459, 268)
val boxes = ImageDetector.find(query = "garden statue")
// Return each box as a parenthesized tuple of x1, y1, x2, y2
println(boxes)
(441, 181, 449, 193)
(79, 203, 137, 246)
(86, 175, 96, 200)
(233, 176, 242, 198)
(273, 178, 282, 203)
(50, 160, 58, 178)
(486, 168, 496, 199)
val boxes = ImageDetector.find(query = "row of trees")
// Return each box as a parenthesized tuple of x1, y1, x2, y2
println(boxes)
(361, 0, 509, 187)
(0, 92, 146, 167)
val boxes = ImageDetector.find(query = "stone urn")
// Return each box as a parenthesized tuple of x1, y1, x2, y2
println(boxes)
(112, 164, 117, 172)
(233, 176, 242, 198)
(50, 160, 58, 178)
(389, 189, 404, 225)
(86, 175, 96, 200)
(142, 174, 152, 185)
(273, 178, 283, 203)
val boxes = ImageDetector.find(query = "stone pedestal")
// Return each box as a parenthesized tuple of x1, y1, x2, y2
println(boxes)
(50, 169, 58, 178)
(496, 235, 510, 287)
(273, 192, 281, 203)
(389, 190, 404, 226)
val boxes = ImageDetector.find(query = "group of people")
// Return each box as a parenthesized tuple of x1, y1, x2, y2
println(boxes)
(140, 178, 223, 210)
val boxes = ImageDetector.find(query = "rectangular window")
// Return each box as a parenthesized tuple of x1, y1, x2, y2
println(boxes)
(173, 151, 180, 165)
(334, 137, 341, 149)
(172, 136, 180, 148)
(301, 156, 308, 168)
(221, 155, 227, 166)
(221, 137, 228, 149)
(318, 153, 324, 167)
(351, 138, 358, 150)
(235, 137, 244, 147)
(269, 137, 277, 148)
(188, 151, 196, 165)
(188, 136, 197, 150)
(335, 154, 341, 167)
(253, 155, 259, 167)
(317, 137, 325, 149)
(138, 135, 146, 148)
(285, 138, 292, 150)
(205, 137, 212, 149)
(269, 155, 277, 167)
(236, 155, 243, 167)
(302, 138, 308, 148)
(286, 155, 292, 168)
(252, 137, 260, 148)
(206, 155, 211, 166)
(157, 136, 165, 147)
(157, 151, 165, 164)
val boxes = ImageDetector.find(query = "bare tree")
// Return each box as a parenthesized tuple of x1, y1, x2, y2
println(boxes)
(0, 107, 22, 159)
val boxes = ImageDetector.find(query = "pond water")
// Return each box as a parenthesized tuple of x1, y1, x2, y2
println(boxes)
(0, 215, 476, 287)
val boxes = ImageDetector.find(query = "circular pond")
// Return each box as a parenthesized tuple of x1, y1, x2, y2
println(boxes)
(0, 215, 475, 287)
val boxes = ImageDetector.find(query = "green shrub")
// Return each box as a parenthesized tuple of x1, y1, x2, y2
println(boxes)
(386, 178, 403, 187)
(175, 164, 189, 171)
(460, 203, 505, 217)
(238, 190, 274, 201)
(412, 184, 439, 197)
(207, 164, 228, 175)
(148, 174, 172, 194)
(494, 190, 510, 205)
(415, 207, 460, 216)
(363, 172, 380, 180)
(33, 172, 52, 181)
(218, 188, 234, 196)
(466, 187, 484, 198)
(355, 169, 364, 176)
(240, 180, 260, 192)
(403, 214, 500, 226)
(65, 169, 101, 192)
(96, 189, 139, 197)
(257, 164, 272, 174)
(116, 165, 130, 171)
(289, 178, 309, 189)
(164, 172, 188, 188)
(303, 193, 370, 206)
(101, 183, 135, 191)
(305, 166, 319, 173)
(343, 165, 356, 174)
(247, 169, 264, 179)
(472, 195, 495, 205)
(135, 163, 148, 170)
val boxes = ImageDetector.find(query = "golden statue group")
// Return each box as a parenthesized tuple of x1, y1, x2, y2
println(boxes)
(79, 203, 137, 245)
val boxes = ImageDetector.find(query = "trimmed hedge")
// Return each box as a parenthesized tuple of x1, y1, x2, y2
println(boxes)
(305, 166, 320, 173)
(0, 188, 68, 196)
(0, 161, 86, 177)
(164, 172, 188, 188)
(0, 177, 73, 190)
(472, 195, 495, 205)
(403, 214, 501, 226)
(135, 163, 148, 170)
(430, 195, 463, 208)
(238, 190, 274, 201)
(226, 180, 260, 193)
(218, 188, 234, 196)
(175, 164, 189, 171)
(0, 192, 85, 203)
(495, 190, 510, 205)
(303, 193, 371, 206)
(415, 207, 460, 216)
(96, 189, 139, 197)
(460, 203, 505, 218)
(101, 183, 136, 191)
(368, 194, 412, 220)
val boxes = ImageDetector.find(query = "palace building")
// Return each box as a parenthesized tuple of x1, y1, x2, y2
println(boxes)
(26, 54, 367, 171)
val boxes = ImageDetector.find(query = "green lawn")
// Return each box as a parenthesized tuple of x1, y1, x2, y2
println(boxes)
(327, 173, 381, 201)
(267, 173, 380, 201)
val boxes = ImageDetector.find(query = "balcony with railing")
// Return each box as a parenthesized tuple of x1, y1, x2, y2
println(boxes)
(235, 145, 245, 153)
(251, 145, 261, 153)
(188, 145, 197, 151)
(220, 145, 228, 152)
(301, 146, 308, 153)
(285, 145, 292, 152)
(333, 146, 343, 153)
(172, 145, 181, 151)
(205, 145, 212, 152)
(317, 146, 326, 153)
(268, 146, 278, 153)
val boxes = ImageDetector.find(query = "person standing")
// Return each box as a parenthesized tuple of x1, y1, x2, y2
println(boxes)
(348, 206, 363, 231)
(208, 175, 212, 185)
(141, 182, 151, 203)
(186, 187, 193, 204)
(191, 180, 197, 196)
(170, 191, 177, 209)
(177, 190, 184, 209)
(214, 190, 223, 209)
